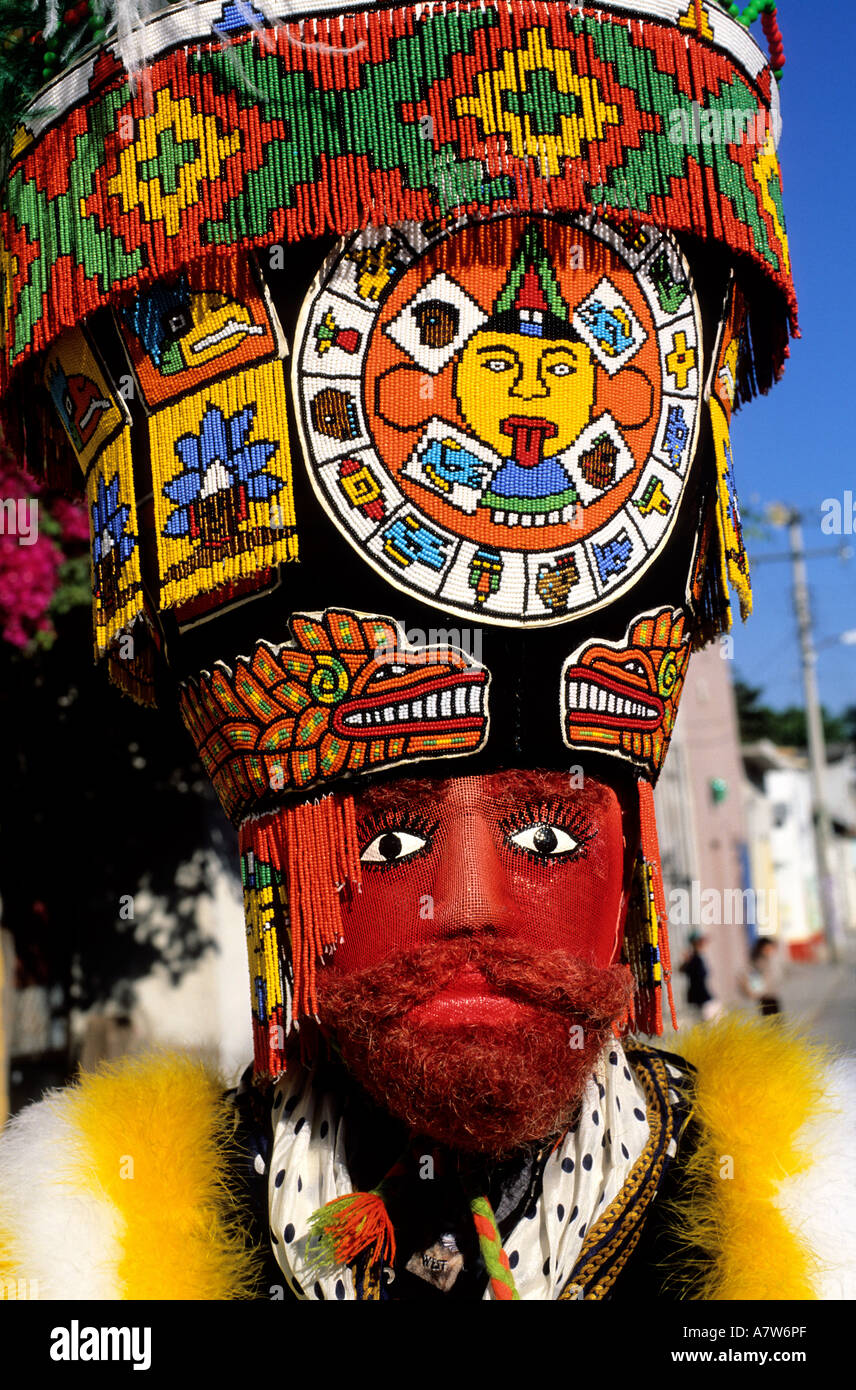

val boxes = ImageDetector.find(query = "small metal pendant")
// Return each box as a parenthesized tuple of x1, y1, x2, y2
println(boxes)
(405, 1235, 464, 1292)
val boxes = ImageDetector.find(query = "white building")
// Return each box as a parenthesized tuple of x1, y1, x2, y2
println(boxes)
(742, 741, 856, 958)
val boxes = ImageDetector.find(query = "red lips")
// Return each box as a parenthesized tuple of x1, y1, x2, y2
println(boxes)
(407, 963, 529, 1027)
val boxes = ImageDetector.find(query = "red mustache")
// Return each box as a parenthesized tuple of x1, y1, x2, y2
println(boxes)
(316, 935, 632, 1027)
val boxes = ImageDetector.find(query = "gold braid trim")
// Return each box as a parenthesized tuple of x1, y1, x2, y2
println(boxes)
(357, 1258, 384, 1302)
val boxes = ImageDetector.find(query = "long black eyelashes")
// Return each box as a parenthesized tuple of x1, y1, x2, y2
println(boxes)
(357, 807, 440, 866)
(358, 799, 596, 863)
(359, 807, 439, 841)
(499, 798, 597, 860)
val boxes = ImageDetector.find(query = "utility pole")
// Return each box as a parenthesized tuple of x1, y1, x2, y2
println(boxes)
(787, 511, 839, 962)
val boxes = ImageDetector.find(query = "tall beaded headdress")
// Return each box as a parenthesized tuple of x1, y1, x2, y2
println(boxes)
(0, 0, 795, 1073)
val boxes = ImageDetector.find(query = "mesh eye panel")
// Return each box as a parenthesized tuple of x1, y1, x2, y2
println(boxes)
(333, 771, 631, 976)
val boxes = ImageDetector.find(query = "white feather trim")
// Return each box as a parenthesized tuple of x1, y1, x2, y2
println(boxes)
(43, 0, 60, 41)
(104, 0, 159, 87)
(0, 1090, 123, 1300)
(775, 1056, 856, 1300)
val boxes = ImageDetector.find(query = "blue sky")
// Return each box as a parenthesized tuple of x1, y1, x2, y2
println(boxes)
(728, 3, 856, 713)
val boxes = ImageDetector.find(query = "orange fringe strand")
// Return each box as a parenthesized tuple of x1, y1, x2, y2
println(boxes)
(239, 794, 362, 1077)
(627, 779, 678, 1035)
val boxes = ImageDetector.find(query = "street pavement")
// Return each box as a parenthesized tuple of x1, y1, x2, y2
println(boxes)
(773, 942, 856, 1053)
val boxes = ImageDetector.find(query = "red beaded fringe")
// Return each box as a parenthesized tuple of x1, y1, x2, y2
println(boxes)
(240, 795, 362, 1063)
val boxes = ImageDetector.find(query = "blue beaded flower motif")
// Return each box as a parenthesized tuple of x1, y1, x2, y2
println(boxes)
(91, 474, 136, 567)
(164, 403, 281, 538)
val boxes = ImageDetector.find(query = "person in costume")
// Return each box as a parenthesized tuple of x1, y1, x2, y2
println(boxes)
(0, 0, 853, 1301)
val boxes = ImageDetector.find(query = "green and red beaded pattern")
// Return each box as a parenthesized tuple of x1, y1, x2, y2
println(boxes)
(0, 3, 794, 395)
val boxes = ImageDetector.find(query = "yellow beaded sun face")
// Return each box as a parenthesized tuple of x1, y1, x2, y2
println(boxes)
(454, 331, 597, 460)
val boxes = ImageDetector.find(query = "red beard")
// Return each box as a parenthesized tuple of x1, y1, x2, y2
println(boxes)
(315, 937, 633, 1158)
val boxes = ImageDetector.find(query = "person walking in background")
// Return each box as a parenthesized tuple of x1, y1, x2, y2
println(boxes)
(741, 937, 784, 1017)
(680, 932, 722, 1022)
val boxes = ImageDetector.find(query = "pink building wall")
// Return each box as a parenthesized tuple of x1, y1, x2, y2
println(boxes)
(665, 643, 752, 1007)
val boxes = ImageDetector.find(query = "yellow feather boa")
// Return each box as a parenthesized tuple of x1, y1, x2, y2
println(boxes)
(1, 1052, 261, 1300)
(670, 1014, 832, 1300)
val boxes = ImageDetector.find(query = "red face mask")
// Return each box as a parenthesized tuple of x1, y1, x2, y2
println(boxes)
(334, 769, 631, 989)
(316, 770, 636, 1154)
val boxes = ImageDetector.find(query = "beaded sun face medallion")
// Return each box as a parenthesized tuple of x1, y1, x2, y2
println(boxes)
(293, 212, 702, 627)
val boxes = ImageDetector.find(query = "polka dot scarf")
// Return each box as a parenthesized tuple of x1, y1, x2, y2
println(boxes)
(267, 1043, 649, 1300)
(267, 1073, 356, 1300)
(500, 1045, 650, 1299)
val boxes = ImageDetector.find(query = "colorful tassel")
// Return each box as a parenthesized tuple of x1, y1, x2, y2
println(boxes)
(710, 281, 753, 627)
(305, 1190, 396, 1276)
(688, 493, 733, 650)
(106, 620, 157, 706)
(625, 778, 677, 1036)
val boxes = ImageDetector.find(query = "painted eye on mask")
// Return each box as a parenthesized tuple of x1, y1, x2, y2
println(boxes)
(360, 829, 429, 864)
(508, 822, 581, 859)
